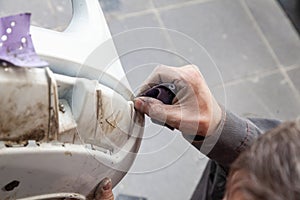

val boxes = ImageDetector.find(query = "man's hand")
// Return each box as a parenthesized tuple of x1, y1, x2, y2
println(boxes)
(134, 65, 222, 138)
(86, 177, 114, 200)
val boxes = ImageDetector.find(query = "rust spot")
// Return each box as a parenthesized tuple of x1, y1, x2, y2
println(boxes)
(49, 111, 59, 140)
(0, 99, 49, 144)
(105, 119, 117, 129)
(64, 151, 72, 156)
(97, 90, 120, 134)
(96, 90, 101, 121)
(102, 115, 118, 134)
(1, 128, 45, 145)
(37, 102, 44, 111)
(96, 90, 104, 125)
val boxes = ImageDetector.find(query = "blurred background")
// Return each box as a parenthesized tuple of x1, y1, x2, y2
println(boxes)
(0, 0, 299, 199)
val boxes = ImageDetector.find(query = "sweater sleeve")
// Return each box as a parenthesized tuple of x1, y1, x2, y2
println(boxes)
(191, 106, 281, 169)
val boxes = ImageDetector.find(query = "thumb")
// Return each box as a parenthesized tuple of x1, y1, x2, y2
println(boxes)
(94, 178, 114, 200)
(134, 96, 166, 116)
(134, 97, 177, 128)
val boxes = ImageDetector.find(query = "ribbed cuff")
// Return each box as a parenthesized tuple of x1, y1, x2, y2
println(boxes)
(193, 108, 260, 169)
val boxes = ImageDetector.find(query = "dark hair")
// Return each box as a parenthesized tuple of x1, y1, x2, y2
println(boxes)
(226, 120, 300, 200)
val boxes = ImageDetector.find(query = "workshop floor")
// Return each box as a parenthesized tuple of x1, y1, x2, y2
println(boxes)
(1, 0, 299, 199)
(99, 0, 300, 199)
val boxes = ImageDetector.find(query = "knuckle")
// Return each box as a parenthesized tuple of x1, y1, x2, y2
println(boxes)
(182, 64, 196, 69)
(189, 65, 200, 74)
(155, 64, 166, 72)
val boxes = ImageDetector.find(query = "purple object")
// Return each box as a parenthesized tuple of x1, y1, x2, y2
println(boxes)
(0, 13, 48, 67)
(142, 83, 176, 105)
(141, 83, 177, 130)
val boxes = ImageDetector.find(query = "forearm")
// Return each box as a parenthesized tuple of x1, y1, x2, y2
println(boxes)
(192, 107, 281, 170)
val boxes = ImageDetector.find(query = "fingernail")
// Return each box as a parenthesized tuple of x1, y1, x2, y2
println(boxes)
(134, 98, 144, 109)
(102, 178, 111, 191)
(103, 183, 110, 191)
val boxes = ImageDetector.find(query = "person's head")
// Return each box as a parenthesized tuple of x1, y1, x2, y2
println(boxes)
(224, 120, 300, 200)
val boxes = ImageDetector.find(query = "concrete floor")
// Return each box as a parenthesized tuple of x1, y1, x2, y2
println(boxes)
(1, 0, 300, 199)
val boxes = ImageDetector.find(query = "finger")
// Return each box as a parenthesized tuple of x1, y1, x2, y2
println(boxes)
(134, 96, 163, 114)
(138, 65, 197, 97)
(138, 65, 180, 95)
(134, 97, 180, 129)
(94, 178, 114, 200)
